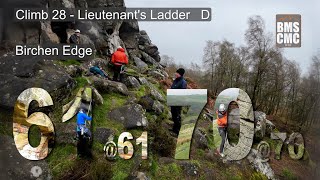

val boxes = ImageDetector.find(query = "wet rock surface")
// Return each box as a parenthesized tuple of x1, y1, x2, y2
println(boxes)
(108, 103, 148, 129)
(93, 128, 115, 144)
(91, 76, 129, 95)
(0, 136, 51, 179)
(0, 56, 75, 110)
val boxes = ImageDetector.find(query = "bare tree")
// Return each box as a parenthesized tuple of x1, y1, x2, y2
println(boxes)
(245, 15, 274, 110)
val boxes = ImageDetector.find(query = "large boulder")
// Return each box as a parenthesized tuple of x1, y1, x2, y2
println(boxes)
(148, 86, 165, 102)
(138, 77, 151, 86)
(133, 57, 148, 71)
(93, 128, 115, 144)
(152, 101, 165, 115)
(0, 136, 51, 179)
(123, 76, 141, 89)
(65, 65, 83, 77)
(81, 58, 109, 70)
(92, 87, 104, 105)
(149, 70, 166, 80)
(144, 44, 159, 57)
(193, 129, 209, 149)
(0, 56, 75, 110)
(108, 103, 148, 129)
(143, 44, 161, 62)
(254, 111, 267, 140)
(91, 76, 129, 95)
(41, 21, 60, 43)
(55, 122, 77, 145)
(138, 96, 154, 111)
(247, 149, 276, 179)
(141, 51, 158, 66)
(138, 96, 164, 115)
(119, 21, 140, 49)
(266, 119, 275, 135)
(152, 54, 161, 62)
(138, 30, 151, 45)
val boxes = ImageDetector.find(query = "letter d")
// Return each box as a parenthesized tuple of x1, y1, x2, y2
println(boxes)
(202, 10, 211, 20)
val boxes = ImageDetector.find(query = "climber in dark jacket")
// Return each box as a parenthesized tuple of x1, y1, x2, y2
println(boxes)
(170, 68, 187, 135)
(69, 29, 81, 44)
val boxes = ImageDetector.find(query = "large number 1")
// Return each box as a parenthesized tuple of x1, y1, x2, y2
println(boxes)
(13, 88, 55, 160)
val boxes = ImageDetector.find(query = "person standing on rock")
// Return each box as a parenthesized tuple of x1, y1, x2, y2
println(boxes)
(111, 46, 128, 82)
(69, 29, 81, 44)
(170, 68, 187, 136)
(216, 104, 228, 157)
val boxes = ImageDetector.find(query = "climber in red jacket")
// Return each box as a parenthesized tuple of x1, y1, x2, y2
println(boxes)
(111, 46, 128, 82)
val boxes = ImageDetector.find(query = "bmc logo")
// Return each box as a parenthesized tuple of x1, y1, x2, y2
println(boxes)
(276, 14, 301, 48)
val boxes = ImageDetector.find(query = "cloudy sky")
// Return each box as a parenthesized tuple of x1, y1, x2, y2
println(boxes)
(126, 0, 319, 74)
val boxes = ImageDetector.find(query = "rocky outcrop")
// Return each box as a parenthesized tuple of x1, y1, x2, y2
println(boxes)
(92, 87, 104, 105)
(93, 128, 115, 144)
(138, 96, 154, 111)
(0, 136, 51, 179)
(254, 111, 267, 141)
(138, 77, 151, 86)
(55, 122, 77, 145)
(141, 51, 159, 66)
(0, 56, 75, 110)
(91, 76, 129, 95)
(152, 100, 165, 115)
(193, 129, 209, 149)
(108, 103, 148, 129)
(147, 86, 166, 102)
(139, 96, 164, 115)
(81, 58, 109, 70)
(247, 149, 276, 180)
(123, 76, 141, 89)
(228, 110, 274, 141)
(133, 57, 148, 71)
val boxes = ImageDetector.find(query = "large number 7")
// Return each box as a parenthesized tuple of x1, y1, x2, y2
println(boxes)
(167, 89, 207, 159)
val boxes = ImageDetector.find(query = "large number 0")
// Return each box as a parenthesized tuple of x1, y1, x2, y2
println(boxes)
(167, 89, 207, 159)
(13, 88, 55, 160)
(213, 88, 255, 161)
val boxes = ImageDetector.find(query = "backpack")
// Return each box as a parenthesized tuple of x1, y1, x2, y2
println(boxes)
(90, 66, 108, 78)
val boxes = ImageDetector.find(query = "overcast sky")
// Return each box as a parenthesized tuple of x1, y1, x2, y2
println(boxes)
(126, 0, 319, 74)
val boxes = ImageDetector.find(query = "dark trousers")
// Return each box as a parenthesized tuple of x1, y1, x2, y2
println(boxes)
(171, 106, 182, 134)
(218, 127, 227, 153)
(77, 131, 92, 158)
(113, 65, 122, 82)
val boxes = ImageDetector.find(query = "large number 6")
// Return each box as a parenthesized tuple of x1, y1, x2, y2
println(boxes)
(13, 88, 55, 160)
